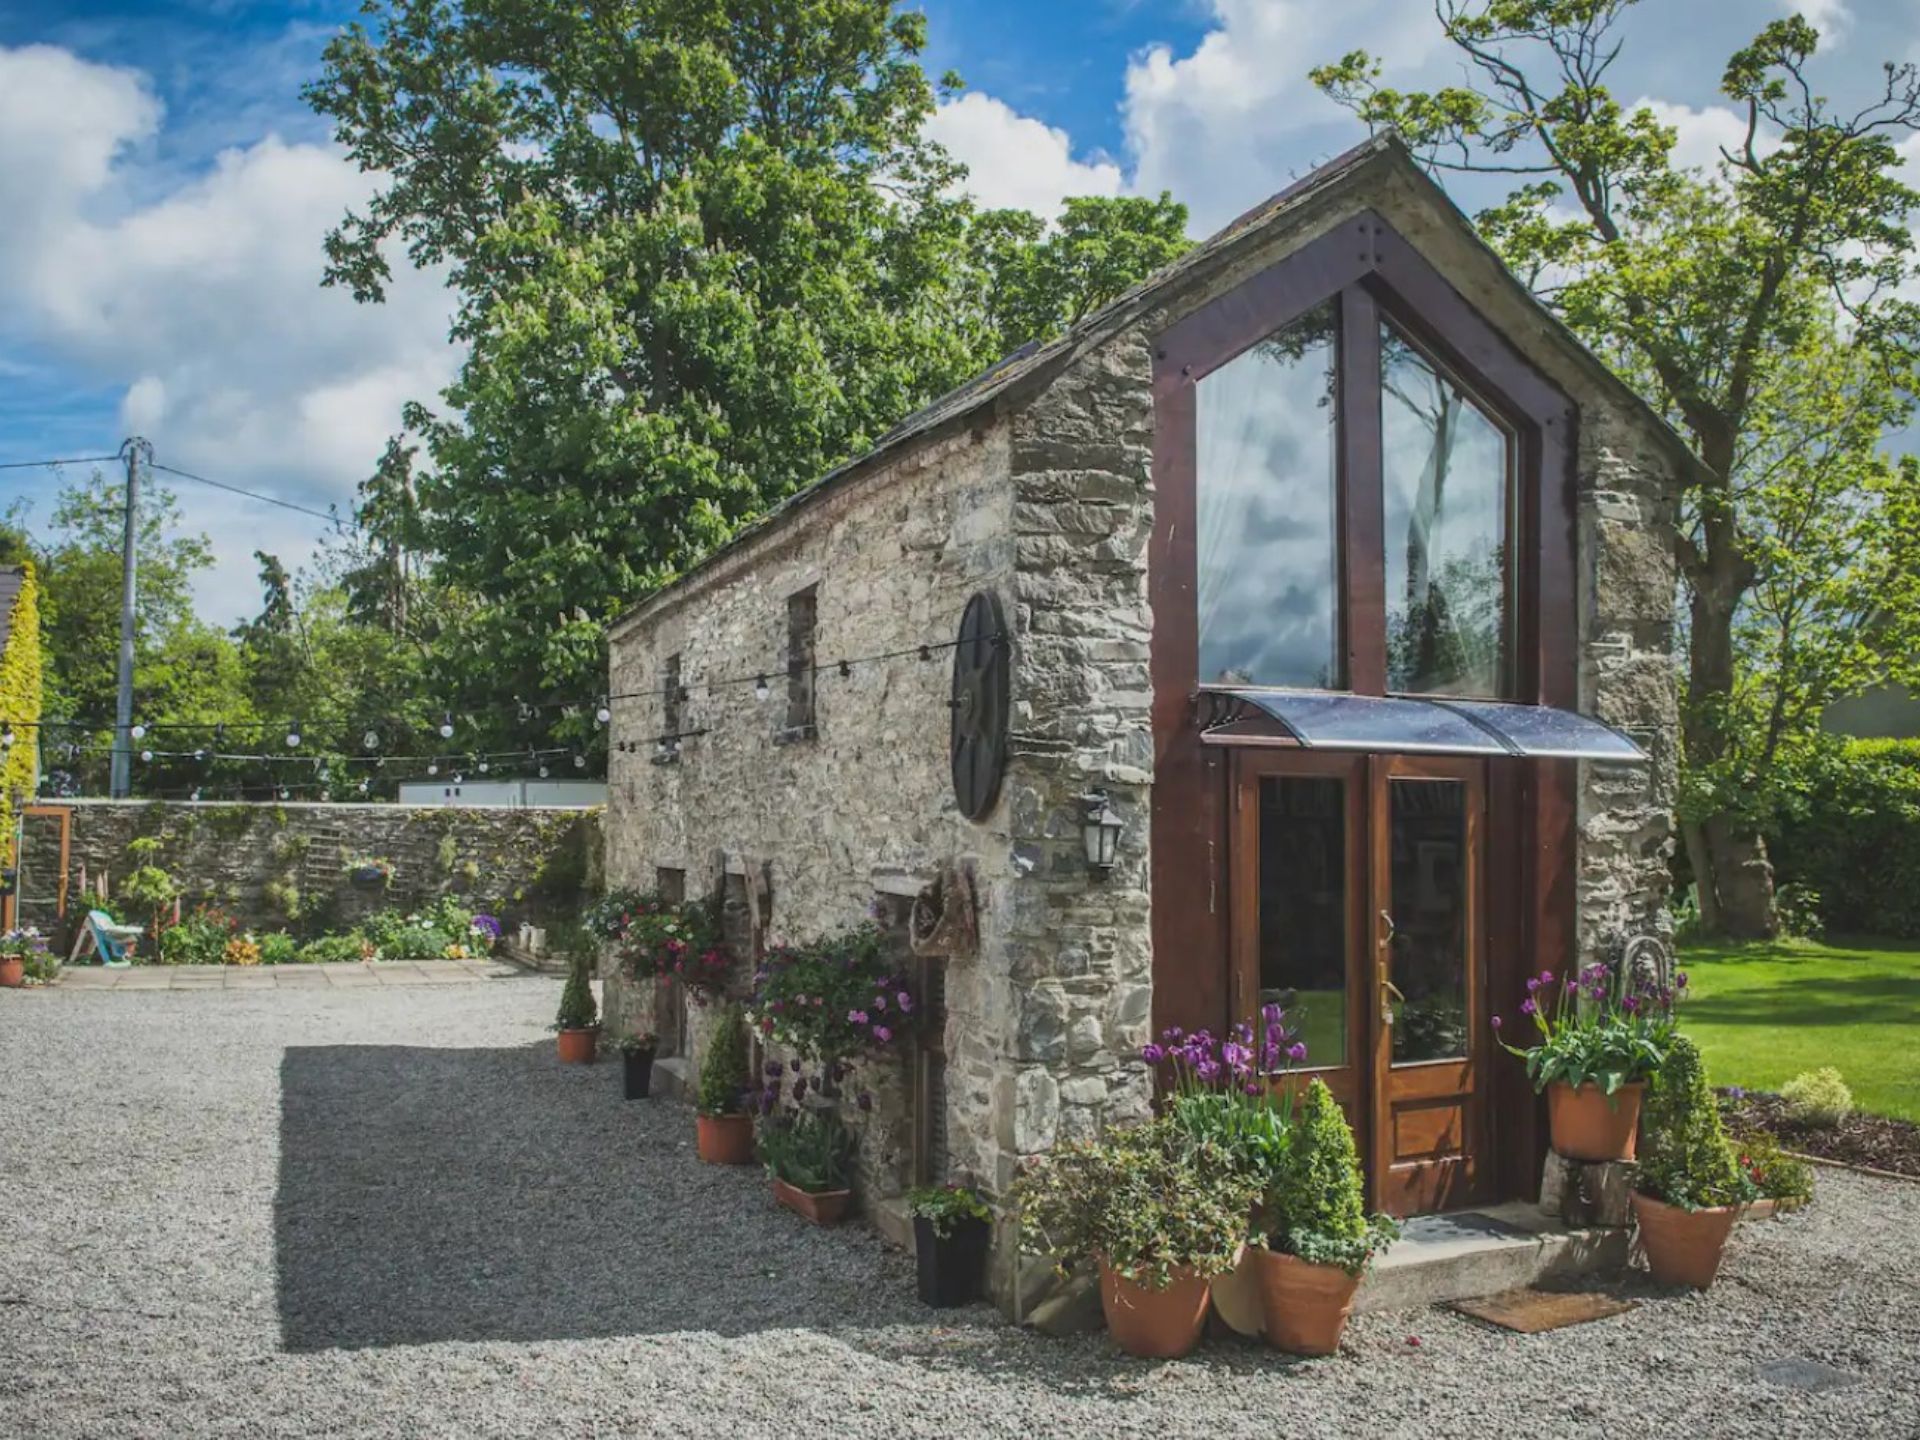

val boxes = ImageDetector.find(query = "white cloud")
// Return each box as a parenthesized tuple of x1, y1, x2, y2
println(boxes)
(1789, 0, 1850, 45)
(0, 43, 459, 623)
(926, 91, 1124, 216)
(1634, 98, 1774, 174)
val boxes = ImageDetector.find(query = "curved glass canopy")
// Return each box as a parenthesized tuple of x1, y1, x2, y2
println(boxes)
(1215, 689, 1646, 763)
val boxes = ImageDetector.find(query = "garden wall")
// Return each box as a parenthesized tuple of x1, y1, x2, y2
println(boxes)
(58, 799, 600, 936)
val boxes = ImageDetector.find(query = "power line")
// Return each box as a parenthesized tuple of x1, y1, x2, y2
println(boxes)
(0, 454, 121, 471)
(149, 462, 349, 531)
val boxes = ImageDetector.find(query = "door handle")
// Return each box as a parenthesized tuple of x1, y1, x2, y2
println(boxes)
(1378, 909, 1395, 946)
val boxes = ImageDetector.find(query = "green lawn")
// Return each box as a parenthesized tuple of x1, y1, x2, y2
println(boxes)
(1678, 936, 1920, 1122)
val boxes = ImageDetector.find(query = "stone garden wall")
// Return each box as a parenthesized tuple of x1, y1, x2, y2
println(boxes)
(61, 799, 600, 935)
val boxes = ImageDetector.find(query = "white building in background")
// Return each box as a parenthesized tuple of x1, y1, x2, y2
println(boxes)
(395, 779, 606, 809)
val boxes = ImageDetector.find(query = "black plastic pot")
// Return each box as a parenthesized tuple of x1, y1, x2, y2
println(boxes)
(622, 1049, 656, 1100)
(914, 1214, 990, 1308)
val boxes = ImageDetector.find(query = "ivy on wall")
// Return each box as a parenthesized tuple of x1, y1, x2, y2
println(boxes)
(0, 564, 43, 869)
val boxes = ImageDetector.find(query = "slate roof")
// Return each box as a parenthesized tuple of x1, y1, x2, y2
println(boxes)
(612, 134, 1701, 635)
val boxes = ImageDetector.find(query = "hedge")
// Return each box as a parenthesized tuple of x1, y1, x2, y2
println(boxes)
(1768, 738, 1920, 939)
(0, 563, 43, 869)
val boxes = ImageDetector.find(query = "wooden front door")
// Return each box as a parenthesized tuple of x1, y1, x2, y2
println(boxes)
(1229, 749, 1490, 1216)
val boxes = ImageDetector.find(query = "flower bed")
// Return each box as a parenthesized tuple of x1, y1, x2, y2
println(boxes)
(1718, 1087, 1920, 1177)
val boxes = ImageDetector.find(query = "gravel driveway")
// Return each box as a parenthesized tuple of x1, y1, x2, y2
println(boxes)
(2, 975, 1914, 1439)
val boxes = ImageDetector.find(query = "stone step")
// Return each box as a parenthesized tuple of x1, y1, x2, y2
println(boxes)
(1355, 1201, 1629, 1313)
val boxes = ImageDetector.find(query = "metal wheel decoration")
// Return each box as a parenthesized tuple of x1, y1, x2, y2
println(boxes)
(949, 591, 1009, 821)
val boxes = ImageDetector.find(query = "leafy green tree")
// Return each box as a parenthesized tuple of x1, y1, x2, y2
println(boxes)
(307, 1, 1189, 722)
(1313, 5, 1920, 936)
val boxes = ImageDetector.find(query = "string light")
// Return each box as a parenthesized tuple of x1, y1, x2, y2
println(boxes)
(1, 728, 12, 748)
(131, 723, 146, 740)
(362, 729, 379, 751)
(140, 749, 153, 763)
(595, 699, 611, 726)
(286, 721, 303, 749)
(573, 752, 586, 769)
(753, 675, 770, 701)
(439, 712, 455, 739)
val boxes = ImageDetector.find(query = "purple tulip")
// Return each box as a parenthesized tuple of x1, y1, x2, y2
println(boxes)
(1141, 1043, 1166, 1064)
(1491, 1014, 1504, 1031)
(1261, 1001, 1284, 1028)
(1520, 998, 1537, 1016)
(1243, 1082, 1262, 1097)
(1287, 1041, 1308, 1062)
(1526, 977, 1542, 994)
(1675, 971, 1689, 990)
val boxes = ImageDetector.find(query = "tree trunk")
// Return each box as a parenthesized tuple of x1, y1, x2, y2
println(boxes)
(1683, 505, 1777, 940)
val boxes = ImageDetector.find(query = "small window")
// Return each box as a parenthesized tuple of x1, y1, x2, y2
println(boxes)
(655, 867, 685, 903)
(784, 587, 818, 737)
(658, 654, 683, 762)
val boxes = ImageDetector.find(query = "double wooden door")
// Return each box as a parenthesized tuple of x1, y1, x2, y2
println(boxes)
(1230, 749, 1489, 1216)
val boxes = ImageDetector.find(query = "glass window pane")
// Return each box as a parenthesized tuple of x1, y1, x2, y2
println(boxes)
(1234, 690, 1507, 755)
(1387, 778, 1469, 1063)
(1381, 326, 1511, 696)
(1258, 775, 1347, 1067)
(1197, 305, 1340, 688)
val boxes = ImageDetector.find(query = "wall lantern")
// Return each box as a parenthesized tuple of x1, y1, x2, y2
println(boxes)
(1078, 789, 1123, 875)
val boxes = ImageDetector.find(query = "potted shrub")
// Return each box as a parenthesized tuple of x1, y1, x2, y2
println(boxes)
(1251, 1078, 1399, 1356)
(907, 1184, 993, 1307)
(1632, 1035, 1756, 1287)
(553, 949, 600, 1063)
(0, 926, 44, 988)
(616, 1031, 658, 1100)
(695, 1007, 755, 1164)
(756, 1082, 857, 1225)
(1495, 960, 1678, 1162)
(1013, 1117, 1257, 1359)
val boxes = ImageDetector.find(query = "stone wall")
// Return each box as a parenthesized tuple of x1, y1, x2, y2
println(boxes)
(61, 799, 599, 935)
(603, 424, 1018, 1203)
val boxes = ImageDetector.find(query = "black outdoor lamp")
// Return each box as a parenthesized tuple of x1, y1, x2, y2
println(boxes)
(1078, 789, 1124, 875)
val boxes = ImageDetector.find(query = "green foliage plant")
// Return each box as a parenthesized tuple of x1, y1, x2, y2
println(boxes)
(905, 1184, 991, 1239)
(0, 562, 42, 869)
(697, 1007, 751, 1118)
(257, 932, 299, 966)
(1731, 1129, 1814, 1207)
(554, 948, 598, 1033)
(157, 905, 238, 966)
(1770, 740, 1920, 938)
(1012, 1117, 1259, 1291)
(297, 934, 365, 965)
(1637, 1035, 1756, 1211)
(1261, 1080, 1399, 1275)
(1779, 1066, 1854, 1126)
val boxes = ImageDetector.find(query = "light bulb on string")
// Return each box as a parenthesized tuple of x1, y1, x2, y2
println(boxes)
(286, 722, 303, 749)
(1, 728, 13, 748)
(573, 752, 586, 770)
(452, 773, 464, 785)
(277, 787, 289, 801)
(130, 723, 146, 740)
(753, 675, 770, 702)
(595, 698, 611, 726)
(190, 788, 202, 801)
(357, 779, 370, 795)
(362, 729, 379, 751)
(192, 749, 206, 762)
(538, 760, 550, 778)
(439, 712, 455, 740)
(140, 749, 153, 763)
(478, 758, 490, 774)
(427, 761, 439, 777)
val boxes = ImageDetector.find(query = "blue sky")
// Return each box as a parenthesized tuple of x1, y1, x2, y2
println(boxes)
(0, 0, 1906, 621)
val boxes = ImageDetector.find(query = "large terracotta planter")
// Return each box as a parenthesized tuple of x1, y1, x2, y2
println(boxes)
(773, 1177, 851, 1226)
(1252, 1247, 1361, 1356)
(696, 1112, 755, 1165)
(1096, 1259, 1212, 1359)
(0, 956, 25, 988)
(555, 1027, 599, 1064)
(1547, 1080, 1644, 1161)
(1633, 1191, 1740, 1288)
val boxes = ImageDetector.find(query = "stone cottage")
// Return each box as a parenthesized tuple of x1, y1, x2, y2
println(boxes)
(601, 135, 1685, 1302)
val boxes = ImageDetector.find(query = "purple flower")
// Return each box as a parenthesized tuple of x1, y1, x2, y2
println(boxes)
(1622, 994, 1641, 1013)
(789, 1059, 802, 1074)
(1675, 971, 1689, 990)
(897, 991, 913, 1012)
(1141, 1043, 1166, 1065)
(1491, 1014, 1504, 1031)
(1260, 1001, 1284, 1028)
(1243, 1082, 1262, 1097)
(1287, 1041, 1308, 1063)
(1222, 1041, 1252, 1074)
(872, 995, 888, 1011)
(1727, 1085, 1747, 1100)
(1164, 1027, 1185, 1042)
(856, 1092, 873, 1113)
(1539, 969, 1554, 985)
(1526, 977, 1542, 994)
(765, 1061, 784, 1077)
(849, 1009, 868, 1025)
(1520, 998, 1537, 1016)
(872, 1025, 893, 1043)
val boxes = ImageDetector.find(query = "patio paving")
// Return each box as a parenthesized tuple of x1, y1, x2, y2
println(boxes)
(1, 977, 1914, 1439)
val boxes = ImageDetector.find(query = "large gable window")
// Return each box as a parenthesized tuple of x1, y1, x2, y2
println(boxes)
(1188, 289, 1520, 701)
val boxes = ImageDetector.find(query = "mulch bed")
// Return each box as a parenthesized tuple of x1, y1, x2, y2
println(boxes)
(1718, 1088, 1920, 1178)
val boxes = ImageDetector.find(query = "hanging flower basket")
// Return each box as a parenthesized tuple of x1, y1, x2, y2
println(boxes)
(345, 856, 396, 890)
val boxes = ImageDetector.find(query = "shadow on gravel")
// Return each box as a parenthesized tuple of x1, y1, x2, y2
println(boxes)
(275, 1043, 958, 1352)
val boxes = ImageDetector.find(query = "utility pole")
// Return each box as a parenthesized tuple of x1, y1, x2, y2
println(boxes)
(109, 438, 151, 799)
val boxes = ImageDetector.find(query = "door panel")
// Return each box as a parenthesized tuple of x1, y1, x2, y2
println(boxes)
(1371, 756, 1487, 1215)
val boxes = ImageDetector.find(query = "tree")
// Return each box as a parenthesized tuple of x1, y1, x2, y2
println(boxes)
(307, 1, 1189, 727)
(1312, 5, 1920, 936)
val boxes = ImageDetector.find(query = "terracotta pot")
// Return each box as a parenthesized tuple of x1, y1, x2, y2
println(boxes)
(1096, 1260, 1212, 1359)
(0, 956, 24, 989)
(555, 1027, 599, 1064)
(696, 1112, 755, 1165)
(1633, 1191, 1740, 1288)
(1547, 1080, 1644, 1162)
(773, 1177, 851, 1226)
(1252, 1247, 1361, 1356)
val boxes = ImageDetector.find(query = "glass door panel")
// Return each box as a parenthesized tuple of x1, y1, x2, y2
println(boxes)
(1257, 775, 1348, 1068)
(1385, 779, 1469, 1063)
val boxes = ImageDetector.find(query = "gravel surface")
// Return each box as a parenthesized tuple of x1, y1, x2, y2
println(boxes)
(2, 977, 1915, 1440)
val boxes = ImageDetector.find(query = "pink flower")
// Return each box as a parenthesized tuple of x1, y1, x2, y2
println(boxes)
(849, 1010, 869, 1025)
(896, 991, 913, 1012)
(872, 1025, 892, 1043)
(873, 995, 887, 1011)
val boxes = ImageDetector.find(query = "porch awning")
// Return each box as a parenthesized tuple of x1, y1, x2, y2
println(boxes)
(1220, 690, 1648, 762)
